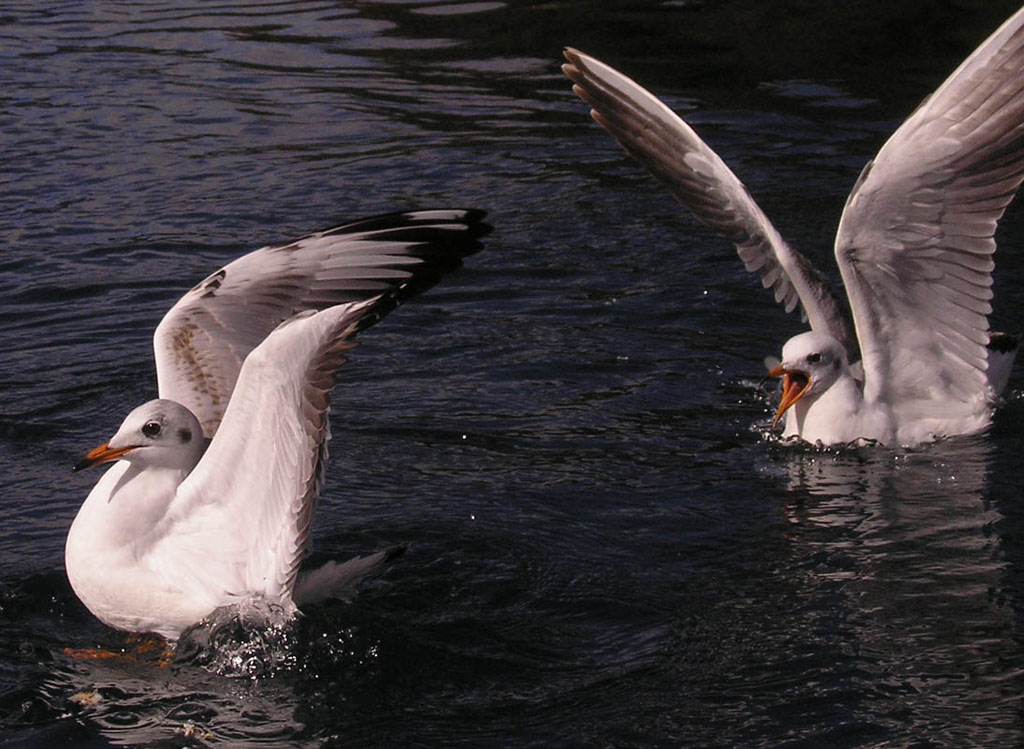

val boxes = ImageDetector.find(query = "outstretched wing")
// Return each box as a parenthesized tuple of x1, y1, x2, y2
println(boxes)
(834, 7, 1024, 413)
(148, 299, 387, 604)
(154, 209, 489, 437)
(562, 48, 856, 359)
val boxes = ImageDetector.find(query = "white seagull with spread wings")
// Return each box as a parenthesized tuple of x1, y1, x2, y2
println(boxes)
(564, 7, 1024, 446)
(67, 210, 488, 640)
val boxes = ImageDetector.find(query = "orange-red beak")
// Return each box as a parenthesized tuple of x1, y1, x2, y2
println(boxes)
(72, 442, 136, 473)
(768, 365, 811, 429)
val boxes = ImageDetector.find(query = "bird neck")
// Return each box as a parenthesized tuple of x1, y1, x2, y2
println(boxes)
(70, 460, 193, 553)
(785, 370, 864, 439)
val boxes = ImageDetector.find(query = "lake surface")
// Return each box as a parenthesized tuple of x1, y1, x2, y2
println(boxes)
(4, 1, 1024, 746)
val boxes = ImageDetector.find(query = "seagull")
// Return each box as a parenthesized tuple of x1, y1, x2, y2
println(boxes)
(563, 7, 1024, 446)
(67, 209, 489, 641)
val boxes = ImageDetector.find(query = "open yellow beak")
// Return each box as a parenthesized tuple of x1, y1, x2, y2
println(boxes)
(72, 442, 136, 473)
(768, 365, 811, 429)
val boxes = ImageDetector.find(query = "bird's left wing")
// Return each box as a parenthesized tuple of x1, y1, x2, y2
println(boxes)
(154, 210, 488, 438)
(563, 48, 857, 359)
(147, 298, 384, 603)
(835, 7, 1024, 412)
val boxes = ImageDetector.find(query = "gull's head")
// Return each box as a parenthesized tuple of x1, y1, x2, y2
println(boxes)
(768, 331, 847, 428)
(73, 399, 204, 473)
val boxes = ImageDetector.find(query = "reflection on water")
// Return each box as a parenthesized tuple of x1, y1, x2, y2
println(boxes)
(759, 439, 1019, 745)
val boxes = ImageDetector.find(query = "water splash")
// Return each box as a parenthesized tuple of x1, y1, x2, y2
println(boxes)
(174, 598, 298, 678)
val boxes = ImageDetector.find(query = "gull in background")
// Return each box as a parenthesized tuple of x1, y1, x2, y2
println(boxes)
(563, 7, 1024, 446)
(68, 210, 489, 641)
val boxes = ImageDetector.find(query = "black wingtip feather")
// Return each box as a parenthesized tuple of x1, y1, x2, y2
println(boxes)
(326, 208, 490, 338)
(321, 208, 491, 243)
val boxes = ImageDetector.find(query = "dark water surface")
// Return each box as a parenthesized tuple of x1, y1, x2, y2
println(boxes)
(4, 1, 1024, 746)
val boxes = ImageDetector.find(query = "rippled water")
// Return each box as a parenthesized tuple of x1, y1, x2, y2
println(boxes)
(4, 1, 1024, 746)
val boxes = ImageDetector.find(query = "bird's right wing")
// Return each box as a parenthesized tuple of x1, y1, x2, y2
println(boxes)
(562, 48, 857, 359)
(154, 209, 489, 438)
(834, 7, 1024, 410)
(148, 298, 386, 605)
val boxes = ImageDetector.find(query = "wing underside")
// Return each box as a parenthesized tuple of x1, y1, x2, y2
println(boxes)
(148, 299, 381, 603)
(562, 48, 857, 359)
(834, 7, 1024, 416)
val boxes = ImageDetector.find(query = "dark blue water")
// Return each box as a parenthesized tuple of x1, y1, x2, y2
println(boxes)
(4, 1, 1024, 745)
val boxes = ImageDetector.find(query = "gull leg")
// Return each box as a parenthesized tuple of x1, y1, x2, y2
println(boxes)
(63, 633, 174, 666)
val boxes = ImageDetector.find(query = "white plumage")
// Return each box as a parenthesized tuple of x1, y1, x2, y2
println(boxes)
(67, 210, 487, 640)
(563, 8, 1024, 446)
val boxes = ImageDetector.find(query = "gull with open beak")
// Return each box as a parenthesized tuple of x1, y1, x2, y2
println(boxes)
(766, 331, 892, 445)
(67, 210, 488, 641)
(564, 7, 1024, 446)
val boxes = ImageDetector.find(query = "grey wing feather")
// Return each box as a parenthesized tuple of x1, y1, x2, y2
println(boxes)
(563, 48, 857, 359)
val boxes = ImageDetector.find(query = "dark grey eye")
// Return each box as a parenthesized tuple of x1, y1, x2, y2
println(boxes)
(142, 421, 162, 438)
(807, 353, 822, 364)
